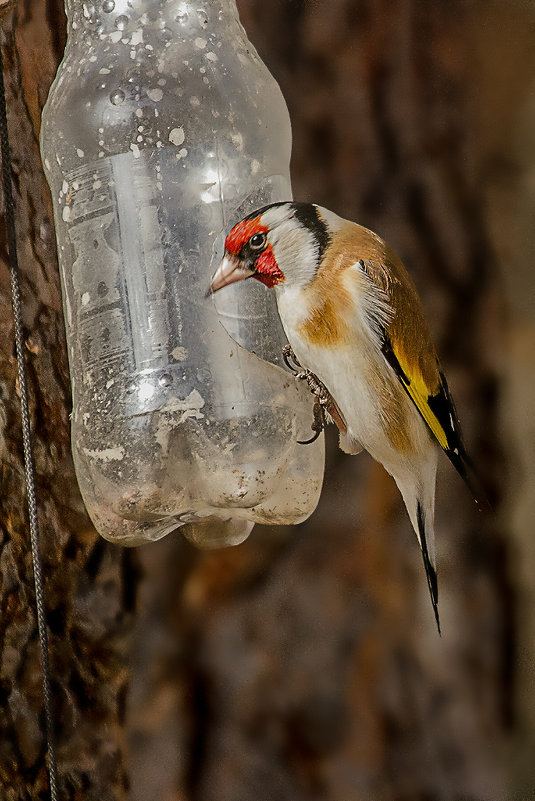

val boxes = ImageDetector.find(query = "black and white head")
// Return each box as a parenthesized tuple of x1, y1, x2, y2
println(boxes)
(210, 202, 342, 293)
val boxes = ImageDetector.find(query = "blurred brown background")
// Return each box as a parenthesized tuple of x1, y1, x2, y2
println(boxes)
(1, 1, 534, 799)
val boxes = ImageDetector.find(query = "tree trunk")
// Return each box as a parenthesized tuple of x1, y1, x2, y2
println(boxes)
(0, 3, 133, 799)
(1, 1, 532, 800)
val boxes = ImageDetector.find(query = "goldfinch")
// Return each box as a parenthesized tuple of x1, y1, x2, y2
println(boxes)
(210, 202, 481, 633)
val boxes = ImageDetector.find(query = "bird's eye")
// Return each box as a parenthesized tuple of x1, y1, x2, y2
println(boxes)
(249, 232, 267, 251)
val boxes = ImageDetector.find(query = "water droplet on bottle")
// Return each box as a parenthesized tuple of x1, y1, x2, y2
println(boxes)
(134, 50, 148, 66)
(110, 88, 125, 105)
(102, 0, 114, 12)
(115, 14, 128, 30)
(125, 66, 139, 83)
(159, 373, 173, 388)
(83, 2, 97, 22)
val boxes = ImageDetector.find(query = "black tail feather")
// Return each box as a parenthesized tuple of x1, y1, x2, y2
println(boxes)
(417, 502, 441, 636)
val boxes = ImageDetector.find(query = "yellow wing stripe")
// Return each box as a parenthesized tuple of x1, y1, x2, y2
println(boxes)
(396, 356, 449, 451)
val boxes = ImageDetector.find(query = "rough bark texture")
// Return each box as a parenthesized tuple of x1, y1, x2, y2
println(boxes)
(0, 3, 133, 799)
(1, 1, 533, 800)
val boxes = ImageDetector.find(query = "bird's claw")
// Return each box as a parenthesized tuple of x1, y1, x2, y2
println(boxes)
(282, 344, 347, 443)
(282, 344, 302, 374)
(297, 399, 326, 445)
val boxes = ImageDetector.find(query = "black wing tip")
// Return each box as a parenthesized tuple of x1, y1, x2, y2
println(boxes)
(417, 502, 442, 636)
(381, 349, 490, 516)
(434, 370, 492, 513)
(446, 446, 492, 514)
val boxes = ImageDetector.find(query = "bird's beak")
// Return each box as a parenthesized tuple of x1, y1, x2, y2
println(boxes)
(209, 255, 253, 294)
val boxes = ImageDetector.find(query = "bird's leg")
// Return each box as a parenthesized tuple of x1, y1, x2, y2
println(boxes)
(282, 345, 347, 443)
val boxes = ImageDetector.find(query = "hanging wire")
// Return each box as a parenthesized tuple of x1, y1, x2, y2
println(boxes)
(0, 38, 59, 801)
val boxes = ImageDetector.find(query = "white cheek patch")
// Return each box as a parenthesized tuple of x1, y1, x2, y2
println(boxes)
(270, 221, 319, 287)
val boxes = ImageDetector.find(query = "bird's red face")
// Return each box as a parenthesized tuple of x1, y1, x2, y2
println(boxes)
(210, 214, 285, 293)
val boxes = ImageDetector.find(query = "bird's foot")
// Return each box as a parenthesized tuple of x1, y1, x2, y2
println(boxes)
(282, 344, 347, 443)
(282, 344, 304, 376)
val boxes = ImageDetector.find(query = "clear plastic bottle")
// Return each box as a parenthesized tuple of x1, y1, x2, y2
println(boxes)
(40, 0, 324, 547)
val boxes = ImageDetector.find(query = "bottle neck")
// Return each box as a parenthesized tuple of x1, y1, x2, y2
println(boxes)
(65, 0, 240, 35)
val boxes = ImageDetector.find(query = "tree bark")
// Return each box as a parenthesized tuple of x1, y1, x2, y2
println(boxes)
(1, 1, 531, 800)
(1, 3, 133, 799)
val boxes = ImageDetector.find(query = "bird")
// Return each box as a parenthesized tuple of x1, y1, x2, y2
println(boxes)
(210, 201, 482, 633)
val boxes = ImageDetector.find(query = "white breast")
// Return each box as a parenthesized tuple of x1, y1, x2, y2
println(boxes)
(275, 283, 387, 452)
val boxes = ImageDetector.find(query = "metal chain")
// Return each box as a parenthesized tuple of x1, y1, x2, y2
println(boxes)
(0, 40, 59, 801)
